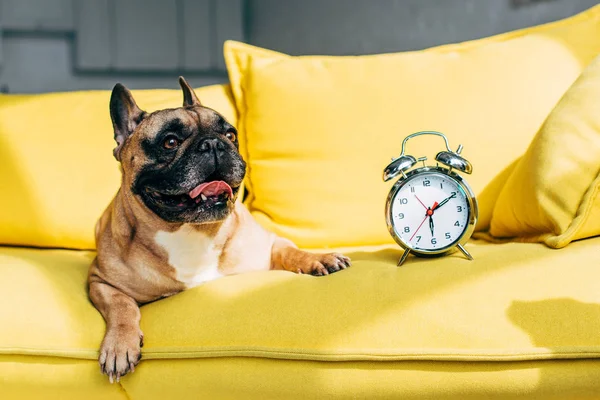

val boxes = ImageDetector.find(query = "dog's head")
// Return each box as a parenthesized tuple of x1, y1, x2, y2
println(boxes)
(111, 77, 245, 224)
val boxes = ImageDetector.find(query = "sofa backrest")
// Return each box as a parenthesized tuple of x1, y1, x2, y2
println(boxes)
(0, 84, 237, 250)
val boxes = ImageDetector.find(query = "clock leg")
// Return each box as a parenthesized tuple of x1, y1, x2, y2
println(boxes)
(457, 244, 473, 261)
(398, 248, 411, 266)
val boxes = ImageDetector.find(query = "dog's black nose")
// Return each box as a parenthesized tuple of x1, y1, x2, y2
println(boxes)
(199, 138, 226, 153)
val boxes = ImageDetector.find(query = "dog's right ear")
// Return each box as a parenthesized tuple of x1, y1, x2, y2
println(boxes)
(179, 76, 201, 107)
(110, 83, 146, 161)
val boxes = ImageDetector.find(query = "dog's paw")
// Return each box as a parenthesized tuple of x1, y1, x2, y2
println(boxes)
(296, 253, 351, 276)
(98, 327, 144, 383)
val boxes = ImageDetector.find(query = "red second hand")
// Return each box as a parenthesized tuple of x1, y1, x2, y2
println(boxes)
(410, 215, 429, 241)
(414, 195, 428, 210)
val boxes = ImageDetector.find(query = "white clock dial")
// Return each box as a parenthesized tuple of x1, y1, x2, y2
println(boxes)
(390, 172, 470, 252)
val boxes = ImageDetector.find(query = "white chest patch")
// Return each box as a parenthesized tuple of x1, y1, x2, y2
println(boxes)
(155, 225, 224, 288)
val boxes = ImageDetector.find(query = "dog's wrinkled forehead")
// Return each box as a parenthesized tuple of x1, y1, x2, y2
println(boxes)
(138, 106, 224, 139)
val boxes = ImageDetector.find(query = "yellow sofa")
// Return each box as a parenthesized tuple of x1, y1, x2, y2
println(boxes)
(3, 5, 600, 399)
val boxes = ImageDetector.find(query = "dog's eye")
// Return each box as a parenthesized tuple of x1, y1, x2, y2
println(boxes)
(225, 131, 236, 142)
(163, 136, 180, 149)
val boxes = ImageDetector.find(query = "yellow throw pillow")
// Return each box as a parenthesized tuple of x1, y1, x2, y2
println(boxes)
(483, 54, 600, 248)
(224, 5, 600, 248)
(0, 84, 237, 250)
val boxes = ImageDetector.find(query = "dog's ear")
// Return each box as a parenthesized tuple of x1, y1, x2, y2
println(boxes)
(110, 83, 146, 161)
(179, 76, 201, 107)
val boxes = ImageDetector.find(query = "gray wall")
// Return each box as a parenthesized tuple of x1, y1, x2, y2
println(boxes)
(0, 0, 243, 93)
(0, 0, 598, 93)
(249, 0, 600, 55)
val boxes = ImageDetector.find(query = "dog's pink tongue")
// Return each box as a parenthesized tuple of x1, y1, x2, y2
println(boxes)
(189, 181, 233, 199)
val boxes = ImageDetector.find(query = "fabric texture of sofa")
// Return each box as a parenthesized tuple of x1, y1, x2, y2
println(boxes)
(3, 5, 600, 399)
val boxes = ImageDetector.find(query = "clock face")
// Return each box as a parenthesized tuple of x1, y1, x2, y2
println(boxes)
(389, 171, 471, 253)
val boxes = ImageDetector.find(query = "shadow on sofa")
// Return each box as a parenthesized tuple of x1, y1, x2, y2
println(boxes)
(507, 298, 600, 398)
(508, 298, 600, 350)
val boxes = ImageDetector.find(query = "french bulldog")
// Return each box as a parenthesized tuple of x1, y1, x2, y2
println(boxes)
(88, 77, 350, 383)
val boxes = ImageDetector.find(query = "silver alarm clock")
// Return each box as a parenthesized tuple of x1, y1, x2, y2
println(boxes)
(383, 131, 478, 266)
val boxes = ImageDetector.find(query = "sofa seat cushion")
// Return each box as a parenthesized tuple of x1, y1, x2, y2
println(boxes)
(4, 240, 600, 398)
(3, 356, 600, 399)
(2, 238, 600, 364)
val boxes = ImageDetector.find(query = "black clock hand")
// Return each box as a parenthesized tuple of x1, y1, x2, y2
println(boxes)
(433, 192, 457, 210)
(429, 215, 434, 237)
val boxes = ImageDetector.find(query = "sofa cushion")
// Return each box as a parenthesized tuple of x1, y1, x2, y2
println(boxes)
(482, 54, 600, 248)
(3, 240, 600, 398)
(112, 358, 600, 399)
(0, 84, 237, 250)
(224, 4, 600, 249)
(3, 238, 600, 363)
(0, 355, 127, 399)
(3, 356, 600, 399)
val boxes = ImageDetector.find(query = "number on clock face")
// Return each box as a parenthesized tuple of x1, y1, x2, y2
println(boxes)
(390, 173, 469, 252)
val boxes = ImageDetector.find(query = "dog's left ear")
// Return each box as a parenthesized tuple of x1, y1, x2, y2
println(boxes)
(110, 83, 146, 161)
(179, 76, 201, 107)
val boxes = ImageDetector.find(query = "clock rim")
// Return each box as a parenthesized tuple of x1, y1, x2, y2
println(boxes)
(385, 166, 478, 257)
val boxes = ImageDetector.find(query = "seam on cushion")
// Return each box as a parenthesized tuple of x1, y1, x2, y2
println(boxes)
(5, 346, 600, 363)
(139, 347, 600, 361)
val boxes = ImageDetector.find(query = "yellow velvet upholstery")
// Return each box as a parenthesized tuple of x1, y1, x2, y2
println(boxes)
(0, 85, 237, 250)
(480, 54, 600, 248)
(119, 359, 600, 400)
(0, 355, 128, 400)
(2, 237, 600, 398)
(224, 4, 600, 248)
(4, 356, 600, 400)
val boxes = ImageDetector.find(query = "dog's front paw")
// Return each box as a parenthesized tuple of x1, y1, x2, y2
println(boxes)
(99, 327, 144, 383)
(296, 253, 351, 276)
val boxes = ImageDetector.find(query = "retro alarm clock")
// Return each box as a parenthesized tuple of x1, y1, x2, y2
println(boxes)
(383, 131, 478, 266)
